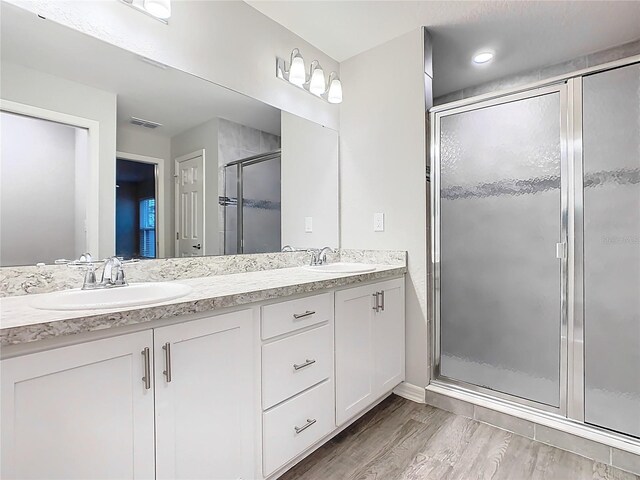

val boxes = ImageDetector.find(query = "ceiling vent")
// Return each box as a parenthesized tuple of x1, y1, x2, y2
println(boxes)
(130, 116, 162, 129)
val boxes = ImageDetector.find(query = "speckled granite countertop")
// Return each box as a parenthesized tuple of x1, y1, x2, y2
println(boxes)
(0, 264, 405, 346)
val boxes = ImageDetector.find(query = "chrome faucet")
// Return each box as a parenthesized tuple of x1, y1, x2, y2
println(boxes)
(307, 247, 334, 266)
(81, 256, 128, 290)
(307, 248, 321, 266)
(318, 247, 334, 265)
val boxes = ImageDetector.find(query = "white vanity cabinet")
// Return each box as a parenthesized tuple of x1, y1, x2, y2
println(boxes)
(335, 277, 405, 426)
(154, 309, 256, 480)
(0, 309, 256, 480)
(0, 330, 156, 480)
(1, 273, 405, 480)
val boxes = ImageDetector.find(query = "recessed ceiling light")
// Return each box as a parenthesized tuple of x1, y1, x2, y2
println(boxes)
(473, 51, 494, 64)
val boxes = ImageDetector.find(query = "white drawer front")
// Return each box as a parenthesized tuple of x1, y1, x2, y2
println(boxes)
(262, 324, 333, 409)
(261, 292, 333, 340)
(262, 379, 334, 476)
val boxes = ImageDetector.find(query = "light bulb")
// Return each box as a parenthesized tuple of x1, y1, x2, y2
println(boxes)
(144, 0, 171, 19)
(309, 66, 326, 96)
(289, 53, 306, 86)
(327, 76, 342, 104)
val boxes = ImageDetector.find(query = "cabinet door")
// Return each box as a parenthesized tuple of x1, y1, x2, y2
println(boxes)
(335, 283, 376, 426)
(154, 309, 256, 480)
(1, 331, 155, 480)
(373, 278, 405, 396)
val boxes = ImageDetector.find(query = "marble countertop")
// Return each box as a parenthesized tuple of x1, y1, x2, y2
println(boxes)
(0, 264, 405, 346)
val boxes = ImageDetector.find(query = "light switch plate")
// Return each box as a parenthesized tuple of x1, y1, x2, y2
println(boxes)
(305, 216, 313, 233)
(374, 212, 384, 232)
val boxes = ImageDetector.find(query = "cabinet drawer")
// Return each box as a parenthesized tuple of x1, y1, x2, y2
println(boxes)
(262, 324, 332, 409)
(261, 292, 333, 340)
(263, 379, 334, 476)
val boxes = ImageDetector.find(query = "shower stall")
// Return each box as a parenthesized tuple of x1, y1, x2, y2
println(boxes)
(222, 150, 281, 255)
(430, 58, 640, 440)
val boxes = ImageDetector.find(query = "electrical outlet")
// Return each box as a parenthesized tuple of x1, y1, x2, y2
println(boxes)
(305, 216, 313, 233)
(374, 212, 384, 232)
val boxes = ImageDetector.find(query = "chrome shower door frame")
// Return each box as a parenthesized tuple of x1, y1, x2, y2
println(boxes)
(430, 83, 570, 416)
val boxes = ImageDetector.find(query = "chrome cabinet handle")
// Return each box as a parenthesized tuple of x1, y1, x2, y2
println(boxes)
(380, 290, 385, 312)
(293, 359, 316, 370)
(163, 342, 172, 383)
(372, 292, 379, 311)
(141, 347, 151, 390)
(294, 418, 317, 434)
(293, 310, 316, 320)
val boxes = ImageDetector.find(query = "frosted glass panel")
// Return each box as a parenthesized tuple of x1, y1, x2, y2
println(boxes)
(583, 64, 640, 437)
(439, 92, 562, 407)
(242, 157, 281, 254)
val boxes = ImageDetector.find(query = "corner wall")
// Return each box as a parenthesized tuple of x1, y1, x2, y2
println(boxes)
(339, 28, 431, 387)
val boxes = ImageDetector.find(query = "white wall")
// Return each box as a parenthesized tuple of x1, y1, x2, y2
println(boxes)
(340, 29, 430, 388)
(0, 112, 79, 265)
(1, 62, 117, 259)
(7, 0, 340, 131)
(281, 112, 339, 249)
(117, 125, 173, 256)
(170, 118, 219, 256)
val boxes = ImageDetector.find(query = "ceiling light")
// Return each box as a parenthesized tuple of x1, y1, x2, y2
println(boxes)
(288, 49, 306, 86)
(309, 62, 326, 96)
(143, 0, 171, 19)
(327, 74, 342, 104)
(473, 51, 494, 64)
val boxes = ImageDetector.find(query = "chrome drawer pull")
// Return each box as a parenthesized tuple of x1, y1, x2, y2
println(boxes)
(293, 310, 316, 319)
(163, 342, 172, 383)
(294, 418, 317, 434)
(293, 359, 316, 370)
(141, 347, 151, 390)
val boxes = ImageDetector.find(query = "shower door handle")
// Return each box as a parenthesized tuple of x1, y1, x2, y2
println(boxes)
(556, 242, 567, 259)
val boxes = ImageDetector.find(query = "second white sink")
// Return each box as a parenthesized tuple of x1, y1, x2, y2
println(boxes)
(31, 282, 193, 311)
(303, 263, 376, 274)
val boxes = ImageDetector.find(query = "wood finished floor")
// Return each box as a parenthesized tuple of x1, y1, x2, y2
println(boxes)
(279, 395, 639, 480)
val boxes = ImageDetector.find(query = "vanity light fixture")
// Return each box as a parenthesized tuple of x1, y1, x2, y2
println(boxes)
(120, 0, 170, 23)
(276, 49, 343, 104)
(473, 51, 494, 64)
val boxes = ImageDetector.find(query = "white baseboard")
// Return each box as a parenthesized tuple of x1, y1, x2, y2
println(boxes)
(393, 381, 426, 404)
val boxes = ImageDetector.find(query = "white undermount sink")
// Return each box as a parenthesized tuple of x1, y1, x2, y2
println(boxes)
(303, 263, 377, 274)
(31, 282, 193, 311)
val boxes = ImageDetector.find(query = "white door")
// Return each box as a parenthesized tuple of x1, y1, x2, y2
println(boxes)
(373, 278, 405, 396)
(154, 310, 256, 480)
(1, 331, 155, 480)
(335, 283, 376, 426)
(175, 153, 204, 257)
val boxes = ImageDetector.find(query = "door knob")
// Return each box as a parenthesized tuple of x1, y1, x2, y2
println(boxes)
(193, 244, 201, 250)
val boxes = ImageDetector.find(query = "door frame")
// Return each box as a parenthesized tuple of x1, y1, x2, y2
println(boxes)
(174, 150, 206, 257)
(116, 151, 166, 259)
(0, 99, 101, 257)
(429, 83, 570, 416)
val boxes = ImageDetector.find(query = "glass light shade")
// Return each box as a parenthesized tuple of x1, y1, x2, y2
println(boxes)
(327, 77, 343, 104)
(289, 54, 306, 86)
(144, 0, 171, 19)
(309, 67, 326, 96)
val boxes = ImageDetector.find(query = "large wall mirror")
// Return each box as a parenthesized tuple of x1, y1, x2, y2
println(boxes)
(0, 4, 339, 267)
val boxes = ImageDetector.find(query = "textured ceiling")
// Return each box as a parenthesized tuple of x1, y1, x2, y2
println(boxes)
(246, 1, 640, 96)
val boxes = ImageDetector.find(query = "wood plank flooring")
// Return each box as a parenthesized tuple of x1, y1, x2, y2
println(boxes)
(279, 395, 639, 480)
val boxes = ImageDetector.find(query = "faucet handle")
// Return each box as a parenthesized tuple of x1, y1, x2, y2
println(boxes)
(114, 268, 126, 286)
(82, 264, 97, 290)
(318, 247, 334, 265)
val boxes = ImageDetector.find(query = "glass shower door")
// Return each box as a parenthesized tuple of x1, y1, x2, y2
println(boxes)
(583, 63, 640, 437)
(437, 87, 566, 408)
